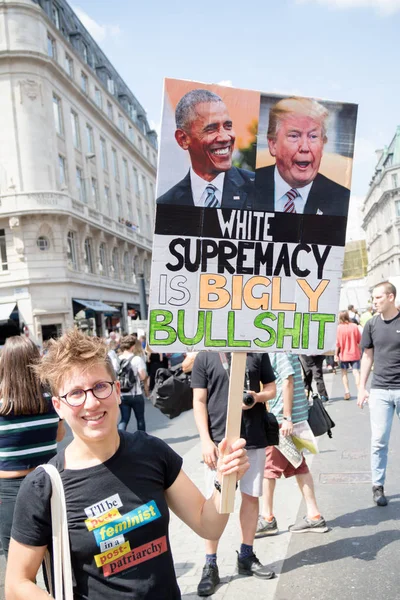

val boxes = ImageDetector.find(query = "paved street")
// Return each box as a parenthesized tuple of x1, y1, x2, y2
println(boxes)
(2, 371, 400, 599)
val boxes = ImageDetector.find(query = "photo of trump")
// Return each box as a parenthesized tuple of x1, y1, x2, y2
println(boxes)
(156, 88, 255, 209)
(254, 96, 355, 217)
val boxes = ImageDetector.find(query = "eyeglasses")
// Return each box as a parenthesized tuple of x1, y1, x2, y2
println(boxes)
(59, 381, 115, 407)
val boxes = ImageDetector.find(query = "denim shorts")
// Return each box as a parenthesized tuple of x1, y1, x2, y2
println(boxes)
(340, 360, 360, 370)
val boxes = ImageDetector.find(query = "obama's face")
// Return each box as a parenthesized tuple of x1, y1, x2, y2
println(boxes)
(268, 114, 325, 188)
(175, 101, 235, 182)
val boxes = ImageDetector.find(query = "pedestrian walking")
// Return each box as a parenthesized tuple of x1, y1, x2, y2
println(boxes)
(357, 281, 400, 507)
(5, 330, 249, 599)
(299, 354, 329, 402)
(0, 336, 65, 558)
(192, 352, 277, 596)
(117, 335, 148, 431)
(256, 352, 328, 538)
(335, 310, 361, 400)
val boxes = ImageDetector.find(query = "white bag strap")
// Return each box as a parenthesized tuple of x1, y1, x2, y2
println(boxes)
(40, 464, 74, 600)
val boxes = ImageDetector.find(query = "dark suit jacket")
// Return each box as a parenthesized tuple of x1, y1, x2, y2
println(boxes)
(254, 165, 350, 217)
(156, 167, 255, 209)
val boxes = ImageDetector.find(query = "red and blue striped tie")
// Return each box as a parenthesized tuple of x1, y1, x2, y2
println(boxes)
(283, 188, 299, 213)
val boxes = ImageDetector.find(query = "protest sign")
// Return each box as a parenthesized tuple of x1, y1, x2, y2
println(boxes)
(149, 78, 358, 354)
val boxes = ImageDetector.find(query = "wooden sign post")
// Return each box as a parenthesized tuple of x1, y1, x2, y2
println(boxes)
(219, 352, 247, 514)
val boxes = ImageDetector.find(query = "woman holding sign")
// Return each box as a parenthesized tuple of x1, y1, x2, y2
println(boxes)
(5, 329, 248, 600)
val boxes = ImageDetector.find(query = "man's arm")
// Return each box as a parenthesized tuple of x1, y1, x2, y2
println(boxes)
(281, 375, 294, 437)
(357, 347, 374, 408)
(192, 388, 218, 470)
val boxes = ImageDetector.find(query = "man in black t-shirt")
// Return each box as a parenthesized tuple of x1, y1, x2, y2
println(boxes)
(192, 352, 276, 596)
(358, 281, 400, 507)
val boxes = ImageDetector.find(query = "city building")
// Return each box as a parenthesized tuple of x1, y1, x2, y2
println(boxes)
(361, 126, 400, 292)
(0, 0, 157, 343)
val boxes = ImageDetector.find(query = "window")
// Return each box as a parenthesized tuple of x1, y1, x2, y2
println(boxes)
(146, 146, 150, 161)
(52, 5, 60, 29)
(65, 54, 73, 77)
(128, 126, 134, 143)
(153, 153, 157, 166)
(0, 230, 7, 271)
(81, 72, 88, 94)
(112, 247, 119, 278)
(99, 243, 108, 276)
(71, 111, 80, 149)
(104, 185, 111, 215)
(149, 183, 155, 203)
(146, 214, 152, 236)
(112, 148, 119, 180)
(137, 208, 142, 232)
(392, 173, 398, 189)
(100, 138, 108, 170)
(124, 252, 130, 282)
(91, 178, 99, 209)
(86, 124, 94, 153)
(116, 193, 122, 218)
(37, 236, 50, 251)
(53, 94, 63, 135)
(123, 159, 129, 189)
(107, 77, 115, 95)
(141, 175, 147, 202)
(127, 199, 133, 222)
(132, 167, 139, 195)
(47, 34, 56, 58)
(67, 231, 77, 270)
(58, 154, 67, 187)
(76, 167, 86, 203)
(118, 114, 125, 134)
(84, 238, 94, 273)
(133, 256, 139, 284)
(138, 137, 143, 154)
(82, 42, 88, 64)
(95, 87, 102, 109)
(396, 200, 400, 218)
(107, 101, 113, 120)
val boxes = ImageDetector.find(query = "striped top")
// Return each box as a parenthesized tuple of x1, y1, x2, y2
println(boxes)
(268, 353, 309, 424)
(0, 396, 59, 470)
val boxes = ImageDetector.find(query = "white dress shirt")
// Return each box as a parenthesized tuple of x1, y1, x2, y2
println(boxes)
(274, 166, 313, 214)
(190, 169, 225, 207)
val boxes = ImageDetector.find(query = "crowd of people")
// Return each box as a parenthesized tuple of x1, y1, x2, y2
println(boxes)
(0, 281, 398, 599)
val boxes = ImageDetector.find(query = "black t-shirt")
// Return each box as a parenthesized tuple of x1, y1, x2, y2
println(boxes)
(191, 352, 275, 448)
(362, 312, 400, 388)
(11, 431, 183, 600)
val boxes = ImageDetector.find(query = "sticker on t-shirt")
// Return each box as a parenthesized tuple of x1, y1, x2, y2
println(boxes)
(94, 541, 132, 567)
(102, 535, 168, 577)
(99, 534, 125, 553)
(85, 493, 123, 518)
(85, 508, 121, 531)
(93, 500, 161, 545)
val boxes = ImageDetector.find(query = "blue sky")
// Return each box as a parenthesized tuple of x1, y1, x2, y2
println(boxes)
(72, 0, 400, 209)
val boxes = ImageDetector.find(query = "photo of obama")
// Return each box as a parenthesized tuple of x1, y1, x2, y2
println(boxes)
(156, 89, 255, 209)
(254, 97, 351, 216)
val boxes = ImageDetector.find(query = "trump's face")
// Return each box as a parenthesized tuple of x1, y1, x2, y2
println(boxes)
(268, 114, 325, 188)
(176, 101, 235, 182)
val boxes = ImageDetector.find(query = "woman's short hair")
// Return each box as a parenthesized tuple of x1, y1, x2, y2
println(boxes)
(0, 336, 45, 415)
(35, 329, 116, 395)
(339, 310, 350, 324)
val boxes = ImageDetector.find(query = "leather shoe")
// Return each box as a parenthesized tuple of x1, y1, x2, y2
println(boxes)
(237, 551, 275, 579)
(197, 563, 220, 596)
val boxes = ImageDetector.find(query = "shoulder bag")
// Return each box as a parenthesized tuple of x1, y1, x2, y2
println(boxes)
(40, 463, 74, 600)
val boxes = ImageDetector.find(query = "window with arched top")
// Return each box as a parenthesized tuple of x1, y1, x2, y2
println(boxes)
(112, 247, 119, 279)
(132, 256, 139, 284)
(67, 231, 77, 270)
(84, 238, 94, 274)
(99, 243, 108, 277)
(124, 252, 130, 283)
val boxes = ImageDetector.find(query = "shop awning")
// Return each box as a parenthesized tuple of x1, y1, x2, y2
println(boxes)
(0, 302, 17, 322)
(73, 299, 119, 313)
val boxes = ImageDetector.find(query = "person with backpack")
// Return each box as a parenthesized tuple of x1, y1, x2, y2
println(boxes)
(117, 335, 148, 432)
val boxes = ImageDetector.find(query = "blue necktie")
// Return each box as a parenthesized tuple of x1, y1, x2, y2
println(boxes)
(205, 184, 219, 208)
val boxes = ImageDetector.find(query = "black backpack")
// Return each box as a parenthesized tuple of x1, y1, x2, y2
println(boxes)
(308, 394, 335, 438)
(118, 357, 137, 392)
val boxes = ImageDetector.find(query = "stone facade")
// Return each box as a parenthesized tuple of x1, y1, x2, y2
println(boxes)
(361, 127, 400, 292)
(0, 0, 156, 343)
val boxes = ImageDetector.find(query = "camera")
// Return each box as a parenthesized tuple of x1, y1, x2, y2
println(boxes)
(243, 391, 255, 407)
